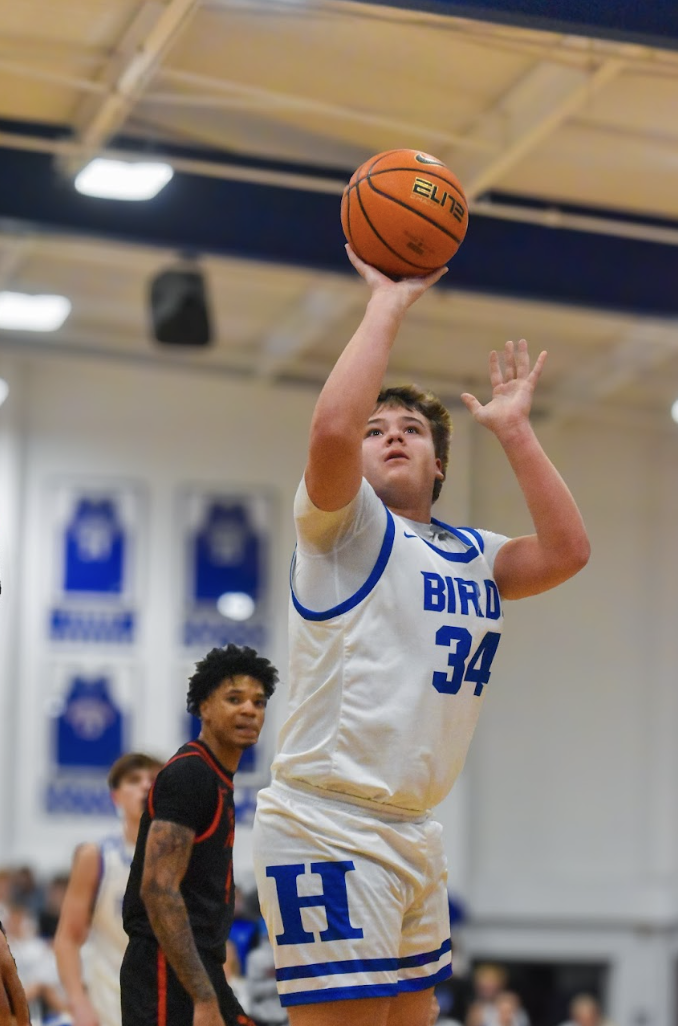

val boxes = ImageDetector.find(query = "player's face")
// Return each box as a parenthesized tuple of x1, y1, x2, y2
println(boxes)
(362, 405, 443, 513)
(113, 767, 158, 823)
(200, 675, 267, 756)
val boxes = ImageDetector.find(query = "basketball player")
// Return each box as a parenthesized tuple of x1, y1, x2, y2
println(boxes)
(121, 644, 279, 1026)
(252, 245, 590, 1026)
(55, 752, 162, 1026)
(0, 921, 30, 1026)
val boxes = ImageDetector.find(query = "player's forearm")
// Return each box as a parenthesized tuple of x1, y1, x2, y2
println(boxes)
(54, 936, 89, 1003)
(310, 291, 406, 441)
(498, 420, 589, 561)
(142, 885, 217, 1004)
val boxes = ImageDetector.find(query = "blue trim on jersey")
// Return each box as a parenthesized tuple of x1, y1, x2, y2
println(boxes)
(290, 507, 396, 622)
(398, 937, 452, 969)
(417, 519, 484, 563)
(277, 955, 398, 981)
(276, 940, 451, 982)
(398, 964, 453, 992)
(280, 982, 397, 1006)
(445, 524, 486, 554)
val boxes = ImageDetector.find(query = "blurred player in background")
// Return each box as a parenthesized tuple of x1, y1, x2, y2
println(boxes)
(55, 752, 162, 1026)
(253, 246, 590, 1026)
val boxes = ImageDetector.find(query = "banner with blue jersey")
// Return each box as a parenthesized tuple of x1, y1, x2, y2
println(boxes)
(47, 481, 144, 644)
(43, 661, 137, 815)
(179, 488, 275, 652)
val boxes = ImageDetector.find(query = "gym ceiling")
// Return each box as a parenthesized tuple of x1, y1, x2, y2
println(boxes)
(2, 0, 678, 427)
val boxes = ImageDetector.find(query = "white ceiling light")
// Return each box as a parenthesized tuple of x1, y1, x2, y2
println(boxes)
(0, 292, 71, 332)
(671, 399, 678, 425)
(74, 158, 174, 200)
(0, 379, 8, 407)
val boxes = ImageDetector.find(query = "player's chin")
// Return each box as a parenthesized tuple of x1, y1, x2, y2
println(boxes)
(234, 730, 260, 749)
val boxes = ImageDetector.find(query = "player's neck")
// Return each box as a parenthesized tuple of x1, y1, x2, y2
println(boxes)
(387, 500, 432, 524)
(122, 817, 139, 846)
(198, 729, 240, 774)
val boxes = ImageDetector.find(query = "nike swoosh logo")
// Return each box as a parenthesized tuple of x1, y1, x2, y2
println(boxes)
(415, 153, 444, 166)
(404, 532, 418, 538)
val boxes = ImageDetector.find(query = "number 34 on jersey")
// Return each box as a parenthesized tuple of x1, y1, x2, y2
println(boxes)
(422, 570, 502, 698)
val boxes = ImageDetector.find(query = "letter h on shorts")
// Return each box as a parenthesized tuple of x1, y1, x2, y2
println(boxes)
(266, 862, 364, 944)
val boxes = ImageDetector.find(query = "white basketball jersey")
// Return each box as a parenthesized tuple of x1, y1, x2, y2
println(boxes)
(84, 833, 133, 1026)
(273, 484, 508, 814)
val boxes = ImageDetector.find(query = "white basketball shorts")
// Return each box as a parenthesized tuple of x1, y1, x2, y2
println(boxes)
(252, 781, 452, 1008)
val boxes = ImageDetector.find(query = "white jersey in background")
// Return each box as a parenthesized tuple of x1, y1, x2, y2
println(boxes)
(84, 833, 134, 1026)
(272, 477, 510, 815)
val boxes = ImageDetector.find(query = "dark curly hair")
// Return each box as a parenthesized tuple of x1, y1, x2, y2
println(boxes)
(186, 644, 279, 717)
(375, 385, 452, 503)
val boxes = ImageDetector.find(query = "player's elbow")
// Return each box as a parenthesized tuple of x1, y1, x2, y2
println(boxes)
(568, 533, 591, 575)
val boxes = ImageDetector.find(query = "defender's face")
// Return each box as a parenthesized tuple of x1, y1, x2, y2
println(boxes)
(199, 675, 267, 753)
(362, 405, 443, 510)
(113, 766, 158, 822)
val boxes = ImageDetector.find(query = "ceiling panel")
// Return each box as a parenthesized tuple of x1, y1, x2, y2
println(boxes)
(1, 0, 678, 429)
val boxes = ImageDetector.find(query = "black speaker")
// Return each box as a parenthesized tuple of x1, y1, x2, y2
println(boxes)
(149, 267, 212, 346)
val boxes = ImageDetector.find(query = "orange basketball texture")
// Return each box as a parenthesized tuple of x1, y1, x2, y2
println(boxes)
(341, 149, 469, 278)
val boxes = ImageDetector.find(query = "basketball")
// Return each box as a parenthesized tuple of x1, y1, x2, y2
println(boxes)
(341, 148, 468, 278)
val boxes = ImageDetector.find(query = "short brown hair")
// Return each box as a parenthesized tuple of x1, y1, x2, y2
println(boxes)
(375, 385, 452, 503)
(107, 752, 163, 791)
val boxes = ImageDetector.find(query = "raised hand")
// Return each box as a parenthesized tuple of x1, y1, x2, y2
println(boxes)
(345, 244, 448, 311)
(461, 339, 546, 436)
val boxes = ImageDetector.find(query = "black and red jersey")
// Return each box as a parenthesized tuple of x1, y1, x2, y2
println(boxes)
(122, 739, 236, 960)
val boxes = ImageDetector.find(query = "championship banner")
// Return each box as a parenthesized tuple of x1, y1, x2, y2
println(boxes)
(43, 661, 136, 815)
(47, 481, 144, 644)
(179, 488, 274, 652)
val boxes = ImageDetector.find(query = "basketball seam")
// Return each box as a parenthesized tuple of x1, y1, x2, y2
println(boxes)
(354, 180, 441, 273)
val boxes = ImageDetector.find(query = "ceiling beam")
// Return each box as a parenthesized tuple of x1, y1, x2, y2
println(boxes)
(62, 0, 202, 176)
(3, 141, 678, 319)
(446, 52, 624, 200)
(347, 0, 678, 52)
(543, 321, 678, 426)
(257, 282, 357, 379)
(0, 236, 33, 291)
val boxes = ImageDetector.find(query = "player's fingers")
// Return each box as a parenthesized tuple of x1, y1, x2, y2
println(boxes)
(515, 338, 531, 376)
(344, 243, 372, 276)
(503, 339, 517, 379)
(528, 350, 548, 384)
(344, 244, 390, 285)
(419, 265, 448, 287)
(460, 392, 481, 416)
(488, 349, 503, 389)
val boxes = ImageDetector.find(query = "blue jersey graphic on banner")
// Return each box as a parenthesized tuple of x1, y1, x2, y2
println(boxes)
(181, 490, 272, 651)
(64, 499, 124, 595)
(193, 502, 261, 603)
(55, 675, 124, 769)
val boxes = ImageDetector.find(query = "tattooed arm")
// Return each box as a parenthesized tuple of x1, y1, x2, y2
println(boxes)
(140, 819, 225, 1026)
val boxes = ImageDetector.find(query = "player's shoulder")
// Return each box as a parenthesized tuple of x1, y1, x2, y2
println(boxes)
(68, 840, 103, 885)
(156, 742, 225, 786)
